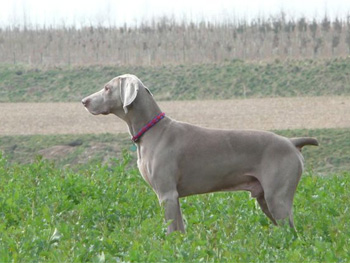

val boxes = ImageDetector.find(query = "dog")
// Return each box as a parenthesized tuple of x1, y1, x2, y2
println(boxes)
(82, 74, 318, 234)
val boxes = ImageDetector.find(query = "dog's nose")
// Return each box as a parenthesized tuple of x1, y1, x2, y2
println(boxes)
(82, 98, 90, 107)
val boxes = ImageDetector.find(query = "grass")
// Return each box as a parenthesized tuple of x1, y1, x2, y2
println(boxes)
(0, 129, 348, 261)
(276, 128, 350, 174)
(0, 133, 132, 169)
(0, 152, 349, 262)
(1, 58, 350, 102)
(1, 128, 349, 173)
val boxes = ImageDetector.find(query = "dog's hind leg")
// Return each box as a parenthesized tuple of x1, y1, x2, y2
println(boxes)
(256, 195, 278, 225)
(260, 154, 303, 230)
(247, 175, 278, 226)
(288, 209, 295, 229)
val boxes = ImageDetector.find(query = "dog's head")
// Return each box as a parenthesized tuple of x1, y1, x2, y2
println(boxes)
(82, 74, 152, 116)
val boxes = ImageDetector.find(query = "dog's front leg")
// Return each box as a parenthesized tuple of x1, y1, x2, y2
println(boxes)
(159, 191, 185, 234)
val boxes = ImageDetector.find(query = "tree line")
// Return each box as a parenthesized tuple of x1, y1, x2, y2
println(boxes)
(1, 14, 350, 66)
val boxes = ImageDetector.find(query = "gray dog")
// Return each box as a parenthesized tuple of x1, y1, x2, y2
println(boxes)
(82, 74, 318, 234)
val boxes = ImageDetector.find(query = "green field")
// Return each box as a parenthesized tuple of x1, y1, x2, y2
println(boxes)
(0, 152, 349, 262)
(0, 128, 349, 261)
(1, 58, 350, 102)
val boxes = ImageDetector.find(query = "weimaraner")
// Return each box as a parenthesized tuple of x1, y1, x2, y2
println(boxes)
(82, 74, 318, 234)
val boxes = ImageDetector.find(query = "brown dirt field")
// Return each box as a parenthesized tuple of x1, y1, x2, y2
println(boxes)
(1, 97, 350, 135)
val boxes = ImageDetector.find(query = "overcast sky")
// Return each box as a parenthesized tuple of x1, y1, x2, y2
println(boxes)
(1, 0, 350, 28)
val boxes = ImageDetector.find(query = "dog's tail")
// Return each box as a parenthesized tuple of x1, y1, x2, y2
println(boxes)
(290, 137, 319, 151)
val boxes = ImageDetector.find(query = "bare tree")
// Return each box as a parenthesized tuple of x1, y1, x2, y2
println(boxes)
(1, 14, 350, 66)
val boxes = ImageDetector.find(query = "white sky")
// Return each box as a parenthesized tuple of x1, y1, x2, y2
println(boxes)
(1, 0, 350, 28)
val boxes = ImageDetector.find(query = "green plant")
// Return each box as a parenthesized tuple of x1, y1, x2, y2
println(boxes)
(0, 153, 349, 262)
(1, 58, 350, 102)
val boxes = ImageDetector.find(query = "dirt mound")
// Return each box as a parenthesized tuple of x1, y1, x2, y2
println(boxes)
(38, 145, 75, 160)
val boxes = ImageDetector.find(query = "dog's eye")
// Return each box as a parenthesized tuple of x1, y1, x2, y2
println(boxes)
(104, 86, 110, 91)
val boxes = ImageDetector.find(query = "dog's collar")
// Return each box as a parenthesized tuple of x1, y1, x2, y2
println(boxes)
(132, 112, 165, 142)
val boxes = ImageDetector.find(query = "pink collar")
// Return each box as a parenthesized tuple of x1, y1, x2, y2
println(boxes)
(132, 112, 165, 142)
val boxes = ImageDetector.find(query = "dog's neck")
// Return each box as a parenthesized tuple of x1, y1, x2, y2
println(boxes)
(122, 91, 163, 140)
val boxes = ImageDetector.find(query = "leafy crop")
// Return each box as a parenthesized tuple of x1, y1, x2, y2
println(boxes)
(0, 152, 349, 262)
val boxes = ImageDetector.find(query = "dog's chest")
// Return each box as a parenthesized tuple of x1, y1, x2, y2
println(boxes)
(136, 145, 159, 187)
(137, 157, 153, 187)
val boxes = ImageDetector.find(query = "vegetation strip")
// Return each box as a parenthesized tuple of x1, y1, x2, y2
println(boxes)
(1, 58, 350, 102)
(2, 14, 350, 66)
(0, 128, 349, 173)
(0, 151, 349, 261)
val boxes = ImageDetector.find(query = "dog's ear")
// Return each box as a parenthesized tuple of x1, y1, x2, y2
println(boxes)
(144, 86, 153, 96)
(119, 77, 139, 114)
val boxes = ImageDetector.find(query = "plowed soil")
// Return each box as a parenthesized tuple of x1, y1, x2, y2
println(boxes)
(1, 97, 350, 135)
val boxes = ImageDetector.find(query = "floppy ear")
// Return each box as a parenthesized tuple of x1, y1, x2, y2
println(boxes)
(120, 77, 139, 114)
